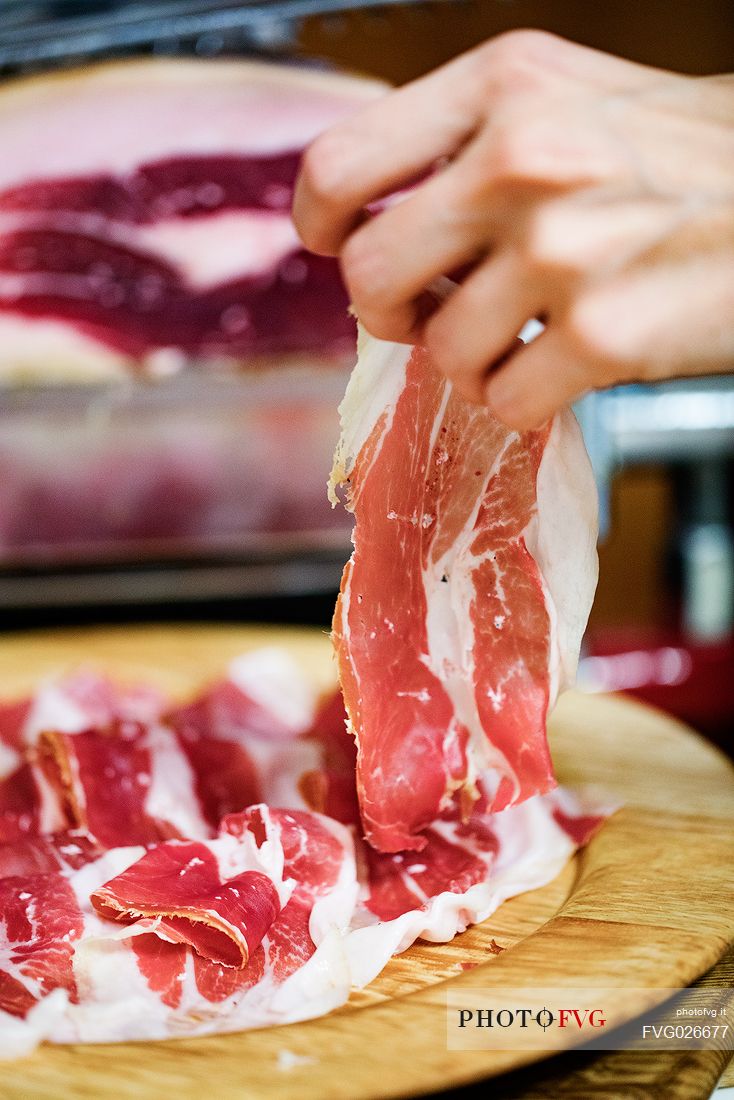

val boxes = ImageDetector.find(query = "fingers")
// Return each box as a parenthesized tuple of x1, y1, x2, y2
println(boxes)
(484, 326, 591, 430)
(422, 251, 542, 403)
(293, 49, 485, 256)
(340, 163, 494, 343)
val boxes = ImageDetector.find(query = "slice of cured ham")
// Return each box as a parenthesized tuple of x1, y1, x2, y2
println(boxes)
(167, 648, 320, 820)
(32, 721, 211, 847)
(68, 805, 357, 1042)
(330, 328, 599, 852)
(0, 764, 39, 844)
(0, 830, 101, 879)
(90, 832, 285, 969)
(0, 652, 610, 1055)
(1, 671, 165, 843)
(0, 60, 383, 382)
(0, 872, 84, 1018)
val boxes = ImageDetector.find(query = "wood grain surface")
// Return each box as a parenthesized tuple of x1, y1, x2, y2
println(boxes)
(0, 624, 732, 1100)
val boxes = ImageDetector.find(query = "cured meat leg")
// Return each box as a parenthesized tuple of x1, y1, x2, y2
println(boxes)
(0, 60, 383, 381)
(330, 328, 598, 852)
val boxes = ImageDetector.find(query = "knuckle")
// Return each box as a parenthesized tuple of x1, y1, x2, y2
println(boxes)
(482, 122, 557, 189)
(523, 208, 578, 275)
(489, 28, 558, 61)
(358, 305, 408, 344)
(340, 233, 389, 308)
(565, 294, 643, 382)
(485, 124, 532, 185)
(480, 29, 560, 86)
(423, 308, 459, 370)
(300, 131, 351, 205)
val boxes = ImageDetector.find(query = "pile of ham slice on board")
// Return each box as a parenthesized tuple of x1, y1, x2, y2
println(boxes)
(0, 60, 382, 383)
(0, 330, 608, 1053)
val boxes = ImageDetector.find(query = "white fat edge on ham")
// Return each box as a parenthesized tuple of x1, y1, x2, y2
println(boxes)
(0, 60, 386, 191)
(0, 314, 131, 385)
(66, 920, 192, 1044)
(70, 926, 353, 1043)
(143, 723, 211, 841)
(328, 326, 410, 506)
(21, 670, 164, 743)
(0, 989, 70, 1059)
(0, 741, 20, 779)
(213, 806, 292, 910)
(68, 846, 150, 1019)
(22, 679, 94, 745)
(228, 647, 316, 736)
(328, 329, 411, 742)
(67, 845, 146, 914)
(528, 408, 599, 700)
(263, 930, 352, 1026)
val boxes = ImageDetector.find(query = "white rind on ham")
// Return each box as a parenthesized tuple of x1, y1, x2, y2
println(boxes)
(532, 409, 600, 696)
(328, 328, 411, 505)
(345, 793, 578, 988)
(0, 60, 386, 191)
(0, 742, 20, 780)
(23, 681, 96, 745)
(0, 314, 131, 383)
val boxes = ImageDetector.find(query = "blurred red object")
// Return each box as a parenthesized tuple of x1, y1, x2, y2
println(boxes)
(581, 630, 734, 753)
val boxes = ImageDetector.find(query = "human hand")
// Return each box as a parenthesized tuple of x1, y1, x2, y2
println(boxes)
(293, 31, 734, 429)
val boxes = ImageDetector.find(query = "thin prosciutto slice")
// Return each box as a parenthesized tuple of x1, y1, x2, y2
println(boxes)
(0, 831, 101, 879)
(0, 872, 84, 1018)
(0, 764, 39, 843)
(222, 806, 357, 982)
(330, 328, 598, 851)
(0, 59, 383, 381)
(90, 839, 281, 969)
(167, 648, 320, 820)
(32, 722, 209, 847)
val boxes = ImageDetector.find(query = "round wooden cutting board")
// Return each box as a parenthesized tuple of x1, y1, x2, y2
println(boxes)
(1, 624, 733, 1100)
